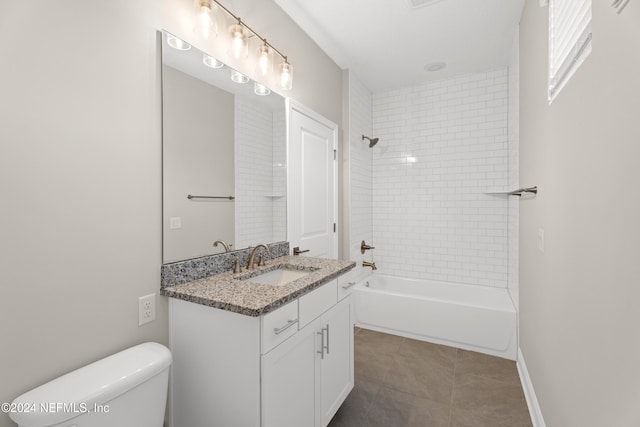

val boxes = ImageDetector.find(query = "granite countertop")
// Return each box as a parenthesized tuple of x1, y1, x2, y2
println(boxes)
(161, 256, 356, 317)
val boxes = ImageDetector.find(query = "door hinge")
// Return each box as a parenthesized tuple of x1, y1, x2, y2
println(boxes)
(333, 223, 336, 233)
(333, 149, 337, 160)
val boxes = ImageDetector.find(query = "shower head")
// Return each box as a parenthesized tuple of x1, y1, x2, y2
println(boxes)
(362, 134, 379, 148)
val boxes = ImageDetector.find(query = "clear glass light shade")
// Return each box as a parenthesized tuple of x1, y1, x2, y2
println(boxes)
(230, 70, 249, 84)
(203, 54, 224, 69)
(279, 60, 293, 91)
(254, 82, 271, 96)
(256, 43, 273, 76)
(167, 35, 191, 51)
(193, 0, 217, 39)
(228, 23, 248, 59)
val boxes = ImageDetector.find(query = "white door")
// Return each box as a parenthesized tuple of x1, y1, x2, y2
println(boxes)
(288, 101, 338, 259)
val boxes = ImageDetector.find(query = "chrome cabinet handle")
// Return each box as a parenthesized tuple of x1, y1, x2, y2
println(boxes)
(317, 329, 325, 359)
(325, 324, 330, 355)
(273, 319, 298, 335)
(341, 281, 357, 290)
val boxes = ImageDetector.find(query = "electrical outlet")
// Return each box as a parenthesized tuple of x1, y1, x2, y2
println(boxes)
(138, 293, 156, 326)
(538, 228, 545, 253)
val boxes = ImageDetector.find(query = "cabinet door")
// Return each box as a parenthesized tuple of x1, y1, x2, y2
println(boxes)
(320, 297, 354, 426)
(262, 320, 320, 427)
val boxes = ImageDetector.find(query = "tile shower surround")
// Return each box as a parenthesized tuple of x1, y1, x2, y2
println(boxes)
(235, 97, 287, 248)
(371, 69, 511, 287)
(349, 73, 374, 265)
(161, 241, 289, 288)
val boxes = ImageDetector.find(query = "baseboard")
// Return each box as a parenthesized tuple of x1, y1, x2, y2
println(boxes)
(517, 347, 546, 427)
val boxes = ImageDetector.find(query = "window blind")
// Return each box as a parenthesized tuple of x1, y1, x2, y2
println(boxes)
(548, 0, 592, 102)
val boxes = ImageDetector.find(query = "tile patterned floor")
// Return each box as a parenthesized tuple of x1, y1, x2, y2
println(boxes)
(328, 328, 532, 427)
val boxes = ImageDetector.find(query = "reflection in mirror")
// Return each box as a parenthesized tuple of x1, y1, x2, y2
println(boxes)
(161, 31, 286, 264)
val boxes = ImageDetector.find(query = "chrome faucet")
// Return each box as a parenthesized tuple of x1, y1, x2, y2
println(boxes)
(363, 261, 377, 270)
(247, 244, 270, 270)
(213, 240, 232, 252)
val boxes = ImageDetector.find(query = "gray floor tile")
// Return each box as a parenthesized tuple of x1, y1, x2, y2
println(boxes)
(455, 349, 521, 386)
(367, 386, 450, 427)
(451, 374, 532, 427)
(380, 353, 454, 404)
(329, 329, 532, 427)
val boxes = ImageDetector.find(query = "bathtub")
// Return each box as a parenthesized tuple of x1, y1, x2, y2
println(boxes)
(353, 274, 517, 360)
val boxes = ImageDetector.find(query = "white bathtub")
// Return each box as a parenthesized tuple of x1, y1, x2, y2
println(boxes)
(353, 274, 517, 360)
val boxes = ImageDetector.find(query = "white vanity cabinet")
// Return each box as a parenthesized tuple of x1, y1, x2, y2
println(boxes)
(262, 296, 353, 427)
(168, 278, 354, 427)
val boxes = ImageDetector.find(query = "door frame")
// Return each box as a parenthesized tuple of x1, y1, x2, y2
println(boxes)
(286, 99, 339, 258)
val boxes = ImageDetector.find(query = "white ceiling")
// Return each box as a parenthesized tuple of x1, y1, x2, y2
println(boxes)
(274, 0, 525, 92)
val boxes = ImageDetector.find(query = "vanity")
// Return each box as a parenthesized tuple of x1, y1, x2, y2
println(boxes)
(159, 29, 353, 427)
(162, 254, 356, 427)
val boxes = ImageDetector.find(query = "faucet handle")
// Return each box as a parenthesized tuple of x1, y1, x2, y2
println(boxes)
(257, 254, 265, 267)
(231, 256, 242, 274)
(361, 240, 375, 254)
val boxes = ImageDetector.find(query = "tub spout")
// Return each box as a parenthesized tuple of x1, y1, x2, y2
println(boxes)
(363, 261, 377, 270)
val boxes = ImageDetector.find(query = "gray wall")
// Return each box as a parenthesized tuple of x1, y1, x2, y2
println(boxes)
(0, 1, 342, 426)
(519, 1, 640, 425)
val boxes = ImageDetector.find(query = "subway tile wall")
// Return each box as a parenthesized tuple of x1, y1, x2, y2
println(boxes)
(349, 73, 374, 268)
(508, 33, 520, 305)
(371, 69, 510, 287)
(235, 96, 286, 249)
(272, 111, 287, 244)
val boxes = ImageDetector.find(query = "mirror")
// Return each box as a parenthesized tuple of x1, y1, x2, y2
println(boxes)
(161, 31, 287, 264)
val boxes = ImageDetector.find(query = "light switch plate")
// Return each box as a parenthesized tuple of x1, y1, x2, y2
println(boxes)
(170, 217, 182, 229)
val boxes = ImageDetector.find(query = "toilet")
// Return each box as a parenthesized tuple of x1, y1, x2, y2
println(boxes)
(9, 342, 172, 427)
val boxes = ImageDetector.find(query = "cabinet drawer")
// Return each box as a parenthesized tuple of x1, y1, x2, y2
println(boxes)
(299, 280, 338, 328)
(262, 300, 299, 354)
(337, 269, 361, 300)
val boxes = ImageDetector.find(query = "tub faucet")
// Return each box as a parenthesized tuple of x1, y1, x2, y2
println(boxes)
(363, 261, 377, 270)
(247, 244, 270, 270)
(214, 240, 232, 252)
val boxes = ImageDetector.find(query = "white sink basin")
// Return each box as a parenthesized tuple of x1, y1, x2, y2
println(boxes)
(244, 268, 310, 286)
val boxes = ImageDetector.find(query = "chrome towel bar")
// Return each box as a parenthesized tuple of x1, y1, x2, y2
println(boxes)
(187, 194, 235, 200)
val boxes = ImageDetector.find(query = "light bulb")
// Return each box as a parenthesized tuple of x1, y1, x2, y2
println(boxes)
(194, 0, 216, 39)
(257, 43, 272, 76)
(229, 23, 247, 59)
(279, 60, 293, 91)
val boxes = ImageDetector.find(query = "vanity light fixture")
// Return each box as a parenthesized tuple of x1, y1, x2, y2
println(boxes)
(193, 0, 217, 39)
(230, 70, 249, 84)
(167, 35, 191, 51)
(257, 42, 273, 76)
(278, 60, 293, 91)
(228, 19, 248, 59)
(202, 54, 224, 69)
(254, 82, 271, 96)
(194, 0, 293, 90)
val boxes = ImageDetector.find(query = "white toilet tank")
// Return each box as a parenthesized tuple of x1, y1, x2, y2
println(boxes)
(9, 342, 172, 427)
